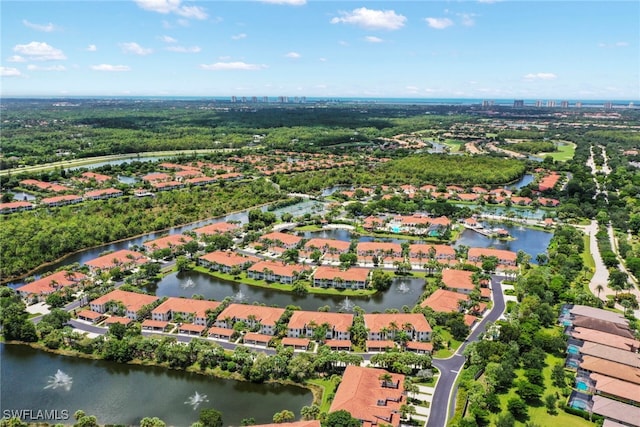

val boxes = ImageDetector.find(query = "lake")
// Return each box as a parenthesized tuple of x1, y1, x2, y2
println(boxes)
(149, 270, 424, 313)
(0, 344, 312, 426)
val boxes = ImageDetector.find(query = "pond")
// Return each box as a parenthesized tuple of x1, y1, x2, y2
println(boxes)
(454, 222, 552, 262)
(0, 343, 312, 426)
(148, 270, 424, 313)
(66, 156, 168, 171)
(8, 191, 37, 201)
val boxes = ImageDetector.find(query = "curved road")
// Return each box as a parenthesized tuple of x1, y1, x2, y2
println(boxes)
(427, 274, 507, 427)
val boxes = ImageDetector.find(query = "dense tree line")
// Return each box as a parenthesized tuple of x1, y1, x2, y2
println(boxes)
(0, 179, 280, 280)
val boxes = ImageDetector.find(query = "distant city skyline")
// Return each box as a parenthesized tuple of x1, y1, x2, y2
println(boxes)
(1, 0, 638, 100)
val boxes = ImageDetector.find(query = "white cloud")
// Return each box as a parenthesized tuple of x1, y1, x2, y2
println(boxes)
(199, 61, 267, 71)
(91, 64, 131, 72)
(27, 64, 66, 71)
(259, 0, 306, 4)
(159, 35, 177, 43)
(231, 33, 247, 40)
(7, 55, 26, 63)
(523, 72, 557, 80)
(615, 41, 629, 47)
(425, 17, 454, 29)
(134, 0, 207, 20)
(0, 66, 21, 77)
(285, 51, 301, 59)
(599, 41, 629, 48)
(22, 19, 56, 32)
(120, 42, 153, 55)
(166, 45, 201, 53)
(364, 36, 383, 43)
(331, 7, 407, 30)
(319, 57, 327, 62)
(459, 13, 476, 27)
(13, 41, 66, 61)
(86, 44, 97, 52)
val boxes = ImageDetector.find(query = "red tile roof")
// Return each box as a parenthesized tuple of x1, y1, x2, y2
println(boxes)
(281, 337, 310, 347)
(217, 304, 285, 327)
(85, 249, 148, 270)
(193, 222, 239, 235)
(200, 251, 260, 267)
(260, 231, 302, 247)
(91, 289, 158, 313)
(313, 266, 370, 282)
(208, 326, 235, 337)
(105, 316, 132, 326)
(468, 247, 517, 262)
(248, 260, 310, 278)
(441, 269, 475, 291)
(363, 313, 432, 333)
(142, 172, 171, 182)
(141, 319, 169, 329)
(77, 310, 102, 320)
(288, 311, 354, 333)
(17, 270, 87, 296)
(304, 238, 350, 252)
(0, 201, 34, 211)
(406, 341, 434, 353)
(83, 188, 122, 198)
(421, 289, 469, 312)
(152, 297, 221, 319)
(325, 339, 352, 349)
(357, 242, 402, 254)
(409, 244, 455, 258)
(178, 323, 206, 333)
(41, 195, 83, 205)
(538, 172, 560, 191)
(244, 332, 272, 343)
(143, 234, 193, 251)
(330, 366, 405, 427)
(79, 171, 112, 182)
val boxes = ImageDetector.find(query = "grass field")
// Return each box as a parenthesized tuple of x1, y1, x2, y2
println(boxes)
(535, 141, 576, 162)
(490, 354, 594, 427)
(433, 327, 462, 359)
(307, 377, 339, 412)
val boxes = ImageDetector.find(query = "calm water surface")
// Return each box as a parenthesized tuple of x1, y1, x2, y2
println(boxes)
(0, 344, 311, 426)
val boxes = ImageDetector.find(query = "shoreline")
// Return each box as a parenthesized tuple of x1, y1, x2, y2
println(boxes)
(2, 340, 320, 406)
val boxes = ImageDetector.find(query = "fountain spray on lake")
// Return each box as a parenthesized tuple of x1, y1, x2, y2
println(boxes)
(338, 296, 355, 312)
(185, 391, 209, 410)
(180, 278, 195, 289)
(232, 290, 247, 303)
(397, 282, 411, 294)
(44, 369, 73, 391)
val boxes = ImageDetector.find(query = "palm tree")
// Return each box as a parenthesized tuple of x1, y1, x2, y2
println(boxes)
(379, 372, 394, 387)
(595, 284, 604, 300)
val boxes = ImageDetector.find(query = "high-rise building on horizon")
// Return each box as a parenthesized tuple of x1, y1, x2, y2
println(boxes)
(561, 101, 569, 108)
(513, 100, 524, 108)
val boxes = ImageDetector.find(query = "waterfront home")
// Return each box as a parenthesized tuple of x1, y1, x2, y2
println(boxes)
(247, 260, 310, 284)
(304, 238, 350, 255)
(0, 201, 34, 214)
(75, 171, 112, 184)
(89, 289, 158, 320)
(312, 266, 370, 289)
(329, 365, 405, 427)
(259, 231, 302, 249)
(363, 313, 432, 342)
(441, 269, 476, 294)
(19, 179, 70, 193)
(151, 297, 221, 326)
(362, 216, 385, 231)
(356, 242, 402, 259)
(467, 248, 517, 266)
(421, 289, 470, 313)
(85, 249, 149, 274)
(214, 304, 285, 335)
(199, 251, 260, 273)
(40, 194, 83, 207)
(538, 172, 561, 191)
(142, 172, 171, 183)
(538, 197, 560, 207)
(83, 188, 123, 200)
(17, 270, 87, 301)
(408, 244, 456, 265)
(193, 221, 239, 236)
(143, 234, 193, 254)
(287, 311, 354, 341)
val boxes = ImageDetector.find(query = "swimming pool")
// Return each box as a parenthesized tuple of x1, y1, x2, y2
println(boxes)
(576, 381, 589, 391)
(567, 345, 580, 354)
(571, 400, 588, 410)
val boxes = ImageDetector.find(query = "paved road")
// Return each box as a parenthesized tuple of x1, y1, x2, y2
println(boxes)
(427, 274, 507, 427)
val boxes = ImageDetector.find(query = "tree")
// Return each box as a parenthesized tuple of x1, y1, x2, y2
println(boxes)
(199, 409, 223, 427)
(507, 397, 529, 421)
(176, 256, 192, 272)
(240, 418, 256, 426)
(322, 410, 360, 427)
(272, 410, 295, 424)
(494, 413, 515, 427)
(300, 405, 320, 421)
(139, 417, 166, 427)
(516, 380, 543, 403)
(544, 394, 558, 415)
(370, 269, 392, 291)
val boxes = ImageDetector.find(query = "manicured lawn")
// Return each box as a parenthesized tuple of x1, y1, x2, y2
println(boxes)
(294, 225, 323, 231)
(491, 354, 594, 427)
(307, 378, 339, 412)
(443, 139, 465, 152)
(536, 141, 576, 162)
(433, 327, 462, 359)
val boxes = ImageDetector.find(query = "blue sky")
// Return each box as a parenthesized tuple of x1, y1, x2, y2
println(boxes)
(1, 0, 638, 99)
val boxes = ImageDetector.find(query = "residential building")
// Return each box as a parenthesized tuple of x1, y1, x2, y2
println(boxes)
(312, 266, 370, 289)
(193, 222, 239, 236)
(247, 260, 310, 284)
(40, 195, 83, 207)
(215, 304, 285, 335)
(17, 271, 87, 300)
(468, 248, 517, 266)
(441, 269, 476, 294)
(83, 188, 123, 200)
(259, 231, 302, 249)
(85, 249, 149, 273)
(329, 365, 405, 427)
(143, 234, 194, 253)
(89, 290, 158, 320)
(421, 289, 470, 313)
(151, 297, 221, 326)
(0, 201, 34, 214)
(363, 313, 432, 342)
(287, 311, 354, 340)
(304, 238, 350, 254)
(199, 251, 260, 273)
